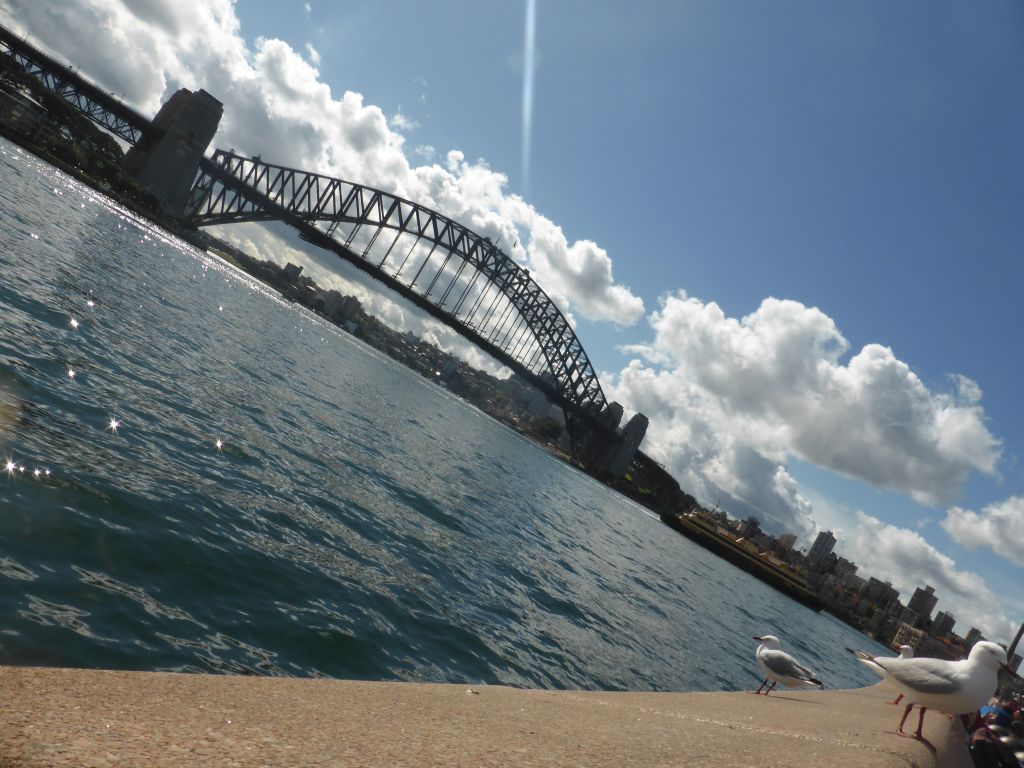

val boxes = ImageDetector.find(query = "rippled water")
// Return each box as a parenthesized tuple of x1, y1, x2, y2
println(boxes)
(0, 138, 890, 692)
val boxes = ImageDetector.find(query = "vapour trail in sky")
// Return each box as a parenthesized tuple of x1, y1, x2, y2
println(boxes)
(521, 0, 536, 197)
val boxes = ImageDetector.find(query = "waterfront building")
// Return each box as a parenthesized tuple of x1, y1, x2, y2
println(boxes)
(891, 622, 944, 656)
(0, 86, 55, 144)
(282, 262, 303, 283)
(897, 606, 920, 629)
(1011, 654, 1022, 673)
(932, 610, 956, 638)
(776, 533, 797, 552)
(907, 585, 938, 623)
(807, 530, 836, 566)
(964, 627, 984, 648)
(833, 557, 858, 589)
(860, 577, 900, 610)
(322, 289, 343, 318)
(739, 516, 761, 540)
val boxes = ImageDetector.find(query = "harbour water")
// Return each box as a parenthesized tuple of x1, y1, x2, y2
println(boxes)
(0, 138, 891, 693)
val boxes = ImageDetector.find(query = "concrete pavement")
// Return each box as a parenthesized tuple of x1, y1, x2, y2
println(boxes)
(0, 666, 972, 767)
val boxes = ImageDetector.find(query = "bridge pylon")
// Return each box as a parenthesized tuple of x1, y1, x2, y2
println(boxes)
(124, 88, 222, 216)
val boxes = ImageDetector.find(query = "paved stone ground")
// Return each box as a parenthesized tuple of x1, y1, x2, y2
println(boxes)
(0, 666, 972, 767)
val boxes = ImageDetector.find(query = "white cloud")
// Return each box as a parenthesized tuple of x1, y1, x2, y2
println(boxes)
(942, 496, 1024, 567)
(840, 512, 1015, 643)
(605, 293, 1001, 533)
(413, 145, 436, 161)
(1, 0, 643, 330)
(389, 111, 419, 132)
(304, 43, 320, 66)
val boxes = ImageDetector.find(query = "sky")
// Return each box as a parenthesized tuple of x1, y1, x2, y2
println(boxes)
(2, 0, 1021, 643)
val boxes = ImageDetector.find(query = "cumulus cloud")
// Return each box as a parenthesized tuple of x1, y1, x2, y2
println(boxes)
(942, 496, 1024, 567)
(840, 512, 1015, 642)
(605, 292, 1001, 532)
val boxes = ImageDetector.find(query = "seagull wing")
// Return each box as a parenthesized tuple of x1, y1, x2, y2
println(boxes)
(761, 650, 818, 682)
(874, 658, 960, 695)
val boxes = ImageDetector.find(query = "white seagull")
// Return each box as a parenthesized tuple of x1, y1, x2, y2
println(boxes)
(853, 644, 914, 705)
(752, 635, 824, 695)
(852, 640, 1010, 739)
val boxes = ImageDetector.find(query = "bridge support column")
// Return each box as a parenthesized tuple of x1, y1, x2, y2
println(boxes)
(124, 88, 222, 217)
(568, 402, 648, 479)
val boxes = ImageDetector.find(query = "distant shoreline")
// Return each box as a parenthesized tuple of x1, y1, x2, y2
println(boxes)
(660, 511, 824, 612)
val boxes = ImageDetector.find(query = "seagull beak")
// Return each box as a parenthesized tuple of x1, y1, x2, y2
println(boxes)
(753, 636, 764, 641)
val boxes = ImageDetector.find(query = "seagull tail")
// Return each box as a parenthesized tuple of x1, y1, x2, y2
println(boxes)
(846, 647, 875, 662)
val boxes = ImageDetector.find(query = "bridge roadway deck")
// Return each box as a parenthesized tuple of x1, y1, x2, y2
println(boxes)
(0, 666, 971, 767)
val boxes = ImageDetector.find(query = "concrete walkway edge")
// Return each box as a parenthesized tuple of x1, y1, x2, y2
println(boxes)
(1, 666, 973, 767)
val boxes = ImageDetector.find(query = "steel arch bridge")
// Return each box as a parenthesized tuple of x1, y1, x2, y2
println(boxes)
(184, 150, 613, 443)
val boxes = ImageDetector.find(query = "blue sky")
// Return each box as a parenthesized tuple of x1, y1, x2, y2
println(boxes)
(3, 0, 1021, 641)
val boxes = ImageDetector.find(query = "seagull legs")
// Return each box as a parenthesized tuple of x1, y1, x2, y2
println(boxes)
(766, 681, 777, 695)
(888, 694, 904, 705)
(896, 704, 928, 739)
(914, 707, 928, 739)
(897, 704, 914, 736)
(753, 679, 777, 695)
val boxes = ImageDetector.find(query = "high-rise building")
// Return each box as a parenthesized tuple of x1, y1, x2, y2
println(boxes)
(807, 530, 836, 564)
(964, 627, 984, 648)
(932, 611, 955, 637)
(776, 533, 797, 552)
(860, 577, 899, 610)
(907, 585, 938, 622)
(834, 557, 860, 590)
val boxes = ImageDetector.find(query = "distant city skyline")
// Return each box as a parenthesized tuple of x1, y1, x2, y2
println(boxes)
(1, 0, 1021, 640)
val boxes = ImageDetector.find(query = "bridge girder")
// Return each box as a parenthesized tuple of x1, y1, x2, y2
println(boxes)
(185, 150, 611, 431)
(0, 26, 152, 146)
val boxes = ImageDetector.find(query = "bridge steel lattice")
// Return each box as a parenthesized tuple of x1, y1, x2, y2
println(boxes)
(185, 150, 612, 438)
(0, 25, 152, 146)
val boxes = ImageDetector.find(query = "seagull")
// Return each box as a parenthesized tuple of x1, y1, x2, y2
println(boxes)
(752, 635, 824, 695)
(852, 644, 914, 704)
(852, 640, 1010, 739)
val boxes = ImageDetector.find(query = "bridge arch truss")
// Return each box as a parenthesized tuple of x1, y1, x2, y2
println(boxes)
(185, 150, 611, 431)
